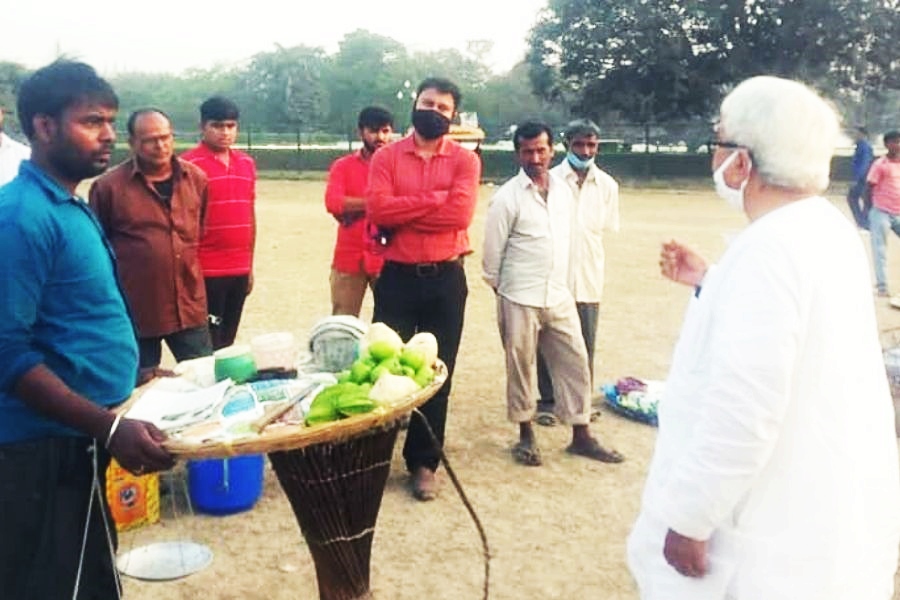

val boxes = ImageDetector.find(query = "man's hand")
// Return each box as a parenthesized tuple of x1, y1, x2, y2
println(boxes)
(663, 528, 708, 578)
(659, 240, 709, 287)
(246, 271, 254, 295)
(107, 418, 175, 475)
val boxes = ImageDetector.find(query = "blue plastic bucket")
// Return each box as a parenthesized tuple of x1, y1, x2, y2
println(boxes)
(187, 455, 265, 515)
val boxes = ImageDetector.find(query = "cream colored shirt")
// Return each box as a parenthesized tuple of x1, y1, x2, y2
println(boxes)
(482, 170, 574, 308)
(552, 159, 619, 303)
(0, 133, 31, 187)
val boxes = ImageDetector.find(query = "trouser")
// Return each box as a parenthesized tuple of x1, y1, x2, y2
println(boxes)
(537, 301, 599, 405)
(138, 324, 213, 368)
(498, 296, 591, 425)
(0, 437, 119, 600)
(329, 268, 376, 317)
(373, 259, 467, 473)
(846, 178, 872, 229)
(205, 275, 250, 350)
(868, 206, 900, 293)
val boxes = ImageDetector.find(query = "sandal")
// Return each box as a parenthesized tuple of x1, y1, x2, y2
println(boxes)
(512, 440, 543, 466)
(534, 411, 558, 427)
(566, 438, 624, 463)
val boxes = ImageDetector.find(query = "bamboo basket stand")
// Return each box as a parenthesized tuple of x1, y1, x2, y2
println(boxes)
(122, 362, 448, 600)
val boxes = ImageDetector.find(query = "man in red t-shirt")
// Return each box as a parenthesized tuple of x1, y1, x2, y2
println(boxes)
(325, 107, 393, 316)
(182, 97, 256, 349)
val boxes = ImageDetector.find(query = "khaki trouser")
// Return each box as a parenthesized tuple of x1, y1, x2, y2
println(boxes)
(496, 295, 591, 425)
(330, 268, 375, 317)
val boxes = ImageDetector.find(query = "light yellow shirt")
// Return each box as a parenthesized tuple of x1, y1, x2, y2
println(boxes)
(552, 160, 619, 302)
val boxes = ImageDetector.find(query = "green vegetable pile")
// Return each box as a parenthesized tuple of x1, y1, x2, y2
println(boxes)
(305, 382, 376, 425)
(304, 327, 437, 427)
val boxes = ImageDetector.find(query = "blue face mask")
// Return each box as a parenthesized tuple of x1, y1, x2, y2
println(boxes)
(566, 151, 594, 171)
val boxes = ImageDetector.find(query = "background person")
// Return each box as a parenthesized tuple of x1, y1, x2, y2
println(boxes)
(0, 60, 174, 600)
(483, 120, 624, 466)
(182, 96, 257, 349)
(867, 130, 900, 297)
(90, 108, 212, 370)
(846, 125, 874, 229)
(536, 118, 620, 425)
(324, 106, 393, 316)
(0, 106, 31, 186)
(627, 76, 900, 600)
(367, 77, 481, 501)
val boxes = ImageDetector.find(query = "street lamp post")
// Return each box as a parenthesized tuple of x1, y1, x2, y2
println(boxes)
(395, 80, 413, 133)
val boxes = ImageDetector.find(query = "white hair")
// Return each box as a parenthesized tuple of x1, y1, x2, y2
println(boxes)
(719, 76, 840, 193)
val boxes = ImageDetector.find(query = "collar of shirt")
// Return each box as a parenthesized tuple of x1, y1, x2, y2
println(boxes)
(191, 141, 238, 163)
(556, 158, 600, 184)
(513, 168, 565, 197)
(397, 134, 453, 157)
(354, 148, 374, 163)
(128, 155, 184, 181)
(18, 160, 78, 204)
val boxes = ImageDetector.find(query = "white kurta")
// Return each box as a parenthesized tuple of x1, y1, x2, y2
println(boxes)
(628, 197, 900, 600)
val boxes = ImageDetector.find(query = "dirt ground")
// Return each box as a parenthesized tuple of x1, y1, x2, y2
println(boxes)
(117, 179, 900, 599)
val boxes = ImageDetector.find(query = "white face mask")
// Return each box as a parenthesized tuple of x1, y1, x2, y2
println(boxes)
(713, 150, 751, 212)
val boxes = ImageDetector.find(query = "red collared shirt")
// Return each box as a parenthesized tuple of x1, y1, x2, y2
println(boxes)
(324, 151, 384, 276)
(181, 143, 256, 276)
(367, 135, 481, 263)
(88, 157, 208, 338)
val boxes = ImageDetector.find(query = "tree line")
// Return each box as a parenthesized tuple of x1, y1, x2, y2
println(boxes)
(528, 0, 900, 140)
(0, 30, 566, 144)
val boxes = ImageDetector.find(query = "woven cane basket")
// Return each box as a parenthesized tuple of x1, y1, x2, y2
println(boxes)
(151, 361, 447, 459)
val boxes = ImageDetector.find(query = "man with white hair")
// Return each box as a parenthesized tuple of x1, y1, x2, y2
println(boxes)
(627, 76, 900, 599)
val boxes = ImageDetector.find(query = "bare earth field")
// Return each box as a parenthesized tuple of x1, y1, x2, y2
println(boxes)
(117, 179, 900, 599)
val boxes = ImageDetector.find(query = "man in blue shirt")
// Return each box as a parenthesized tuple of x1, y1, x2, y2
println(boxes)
(847, 126, 874, 229)
(0, 61, 174, 600)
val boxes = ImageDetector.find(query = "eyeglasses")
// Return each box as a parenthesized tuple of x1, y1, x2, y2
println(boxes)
(707, 140, 743, 149)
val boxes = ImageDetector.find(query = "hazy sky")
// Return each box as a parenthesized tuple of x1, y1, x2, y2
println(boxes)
(3, 1, 548, 75)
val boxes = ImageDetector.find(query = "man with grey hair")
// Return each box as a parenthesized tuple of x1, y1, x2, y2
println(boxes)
(535, 118, 620, 425)
(627, 76, 900, 599)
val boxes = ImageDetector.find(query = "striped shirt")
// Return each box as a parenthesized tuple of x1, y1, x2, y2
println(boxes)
(367, 134, 481, 263)
(182, 143, 256, 275)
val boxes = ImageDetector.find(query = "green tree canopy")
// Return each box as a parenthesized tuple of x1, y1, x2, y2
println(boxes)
(528, 0, 900, 125)
(237, 45, 328, 134)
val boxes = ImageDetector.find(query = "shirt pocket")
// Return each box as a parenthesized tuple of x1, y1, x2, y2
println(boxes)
(174, 198, 202, 243)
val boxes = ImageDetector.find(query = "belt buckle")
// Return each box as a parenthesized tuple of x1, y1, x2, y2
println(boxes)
(415, 262, 439, 277)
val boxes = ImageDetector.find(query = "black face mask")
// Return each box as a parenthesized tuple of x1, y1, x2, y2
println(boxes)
(411, 109, 451, 140)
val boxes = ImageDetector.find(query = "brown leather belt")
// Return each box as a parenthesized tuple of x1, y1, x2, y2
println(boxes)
(384, 257, 464, 278)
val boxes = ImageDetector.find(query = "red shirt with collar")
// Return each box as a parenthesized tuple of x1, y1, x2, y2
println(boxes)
(324, 150, 384, 276)
(181, 143, 256, 276)
(367, 135, 481, 264)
